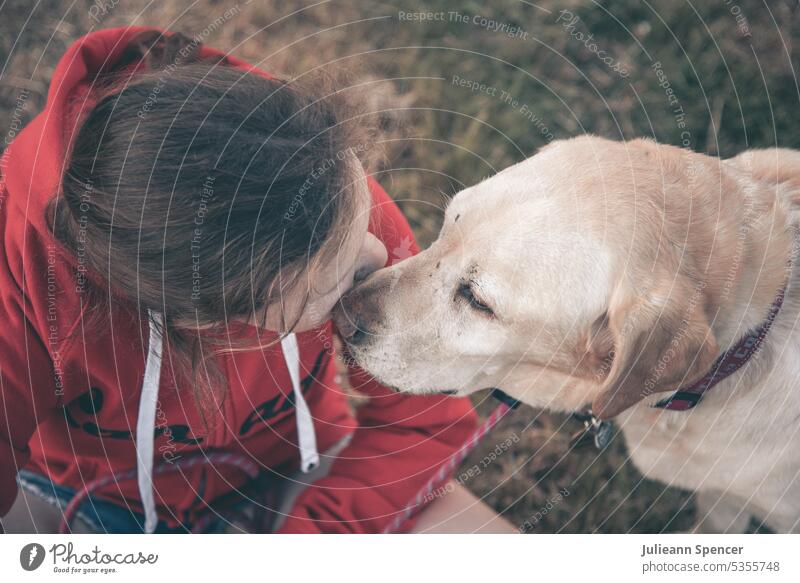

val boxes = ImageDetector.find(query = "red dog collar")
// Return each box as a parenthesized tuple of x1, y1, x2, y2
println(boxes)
(654, 285, 786, 411)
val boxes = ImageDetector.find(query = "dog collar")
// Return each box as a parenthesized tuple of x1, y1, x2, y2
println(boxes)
(490, 283, 786, 447)
(490, 388, 521, 409)
(490, 390, 616, 451)
(654, 285, 787, 411)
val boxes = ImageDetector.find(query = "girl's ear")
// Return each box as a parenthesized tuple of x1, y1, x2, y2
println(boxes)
(589, 274, 718, 419)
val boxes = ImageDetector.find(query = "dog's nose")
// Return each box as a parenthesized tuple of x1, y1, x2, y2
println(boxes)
(336, 314, 369, 345)
(334, 290, 372, 345)
(334, 265, 391, 345)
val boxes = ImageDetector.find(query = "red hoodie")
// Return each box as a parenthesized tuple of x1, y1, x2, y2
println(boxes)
(0, 27, 476, 533)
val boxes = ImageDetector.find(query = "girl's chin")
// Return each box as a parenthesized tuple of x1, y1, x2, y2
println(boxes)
(280, 310, 334, 334)
(250, 300, 337, 334)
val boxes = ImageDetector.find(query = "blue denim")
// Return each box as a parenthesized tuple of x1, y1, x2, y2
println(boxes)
(16, 470, 187, 533)
(16, 469, 284, 533)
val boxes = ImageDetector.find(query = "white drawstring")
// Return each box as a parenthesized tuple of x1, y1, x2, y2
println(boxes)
(136, 310, 163, 534)
(135, 319, 319, 535)
(280, 333, 320, 472)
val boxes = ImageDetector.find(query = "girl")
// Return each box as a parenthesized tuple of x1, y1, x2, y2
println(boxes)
(0, 28, 508, 533)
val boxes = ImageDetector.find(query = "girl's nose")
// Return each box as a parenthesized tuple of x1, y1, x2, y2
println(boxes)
(353, 232, 388, 284)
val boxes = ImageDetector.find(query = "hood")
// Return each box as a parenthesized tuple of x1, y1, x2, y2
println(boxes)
(4, 27, 151, 256)
(1, 27, 317, 533)
(1, 26, 263, 278)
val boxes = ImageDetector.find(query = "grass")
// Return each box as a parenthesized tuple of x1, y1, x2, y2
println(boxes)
(2, 0, 798, 532)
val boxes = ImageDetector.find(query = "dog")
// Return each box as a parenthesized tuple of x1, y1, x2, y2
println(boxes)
(334, 136, 800, 533)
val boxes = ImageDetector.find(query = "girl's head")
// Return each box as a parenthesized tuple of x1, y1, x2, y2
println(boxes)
(52, 34, 386, 405)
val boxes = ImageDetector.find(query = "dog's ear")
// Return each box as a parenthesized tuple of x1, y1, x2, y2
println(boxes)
(588, 274, 718, 419)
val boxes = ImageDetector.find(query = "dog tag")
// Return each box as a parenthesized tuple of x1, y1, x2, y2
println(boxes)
(592, 420, 613, 450)
(570, 410, 613, 451)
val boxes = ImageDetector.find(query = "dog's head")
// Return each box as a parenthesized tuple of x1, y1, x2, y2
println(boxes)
(334, 136, 761, 418)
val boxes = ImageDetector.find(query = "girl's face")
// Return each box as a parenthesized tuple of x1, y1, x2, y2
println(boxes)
(260, 167, 388, 333)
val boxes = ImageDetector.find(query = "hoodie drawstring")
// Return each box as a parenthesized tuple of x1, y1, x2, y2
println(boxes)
(280, 333, 320, 473)
(136, 310, 163, 534)
(134, 318, 319, 534)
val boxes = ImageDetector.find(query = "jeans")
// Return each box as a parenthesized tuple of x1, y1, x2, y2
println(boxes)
(12, 436, 352, 533)
(16, 470, 187, 533)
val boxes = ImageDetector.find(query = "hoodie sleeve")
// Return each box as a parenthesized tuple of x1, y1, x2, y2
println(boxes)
(0, 258, 61, 518)
(277, 178, 478, 533)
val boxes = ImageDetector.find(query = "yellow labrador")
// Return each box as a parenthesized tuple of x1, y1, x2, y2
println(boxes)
(334, 136, 800, 533)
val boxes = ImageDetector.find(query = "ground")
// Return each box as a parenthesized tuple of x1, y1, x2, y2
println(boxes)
(2, 0, 798, 533)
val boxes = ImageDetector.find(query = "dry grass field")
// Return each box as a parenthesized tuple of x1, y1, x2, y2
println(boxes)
(2, 0, 799, 532)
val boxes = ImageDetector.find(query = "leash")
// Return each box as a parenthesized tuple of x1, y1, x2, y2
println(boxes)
(59, 402, 519, 534)
(382, 390, 618, 533)
(57, 395, 523, 535)
(58, 390, 605, 534)
(59, 452, 260, 533)
(382, 390, 520, 533)
(59, 391, 607, 534)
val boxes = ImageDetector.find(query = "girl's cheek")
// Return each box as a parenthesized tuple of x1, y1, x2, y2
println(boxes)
(260, 294, 306, 332)
(258, 306, 284, 332)
(259, 266, 358, 332)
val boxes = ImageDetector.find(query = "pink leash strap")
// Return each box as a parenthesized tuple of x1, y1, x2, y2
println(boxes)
(382, 402, 513, 533)
(59, 452, 260, 533)
(60, 399, 517, 534)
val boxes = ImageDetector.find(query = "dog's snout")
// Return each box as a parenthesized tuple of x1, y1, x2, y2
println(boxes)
(335, 288, 372, 345)
(334, 271, 389, 345)
(339, 318, 368, 345)
(335, 305, 369, 345)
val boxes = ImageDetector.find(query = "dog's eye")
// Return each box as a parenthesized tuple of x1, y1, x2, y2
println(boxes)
(456, 282, 494, 317)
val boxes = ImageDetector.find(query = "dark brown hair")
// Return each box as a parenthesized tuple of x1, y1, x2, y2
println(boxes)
(52, 32, 374, 416)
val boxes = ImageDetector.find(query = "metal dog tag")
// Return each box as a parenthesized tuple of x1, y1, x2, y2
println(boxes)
(570, 410, 613, 451)
(592, 419, 613, 450)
